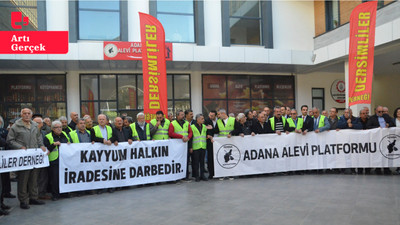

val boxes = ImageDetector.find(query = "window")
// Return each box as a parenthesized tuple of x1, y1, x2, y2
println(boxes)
(325, 0, 340, 32)
(229, 0, 262, 45)
(80, 74, 191, 121)
(0, 75, 67, 124)
(0, 0, 41, 31)
(202, 75, 295, 115)
(362, 0, 384, 9)
(78, 0, 121, 40)
(156, 0, 195, 43)
(312, 88, 325, 111)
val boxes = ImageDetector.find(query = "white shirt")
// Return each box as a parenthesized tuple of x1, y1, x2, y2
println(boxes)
(99, 125, 108, 140)
(396, 119, 400, 128)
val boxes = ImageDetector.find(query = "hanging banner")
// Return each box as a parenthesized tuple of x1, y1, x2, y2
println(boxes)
(139, 12, 168, 122)
(0, 148, 49, 173)
(213, 128, 400, 178)
(59, 140, 187, 193)
(348, 1, 377, 106)
(103, 41, 172, 61)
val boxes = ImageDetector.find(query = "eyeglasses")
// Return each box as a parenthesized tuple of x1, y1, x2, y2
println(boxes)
(53, 126, 62, 129)
(377, 111, 383, 113)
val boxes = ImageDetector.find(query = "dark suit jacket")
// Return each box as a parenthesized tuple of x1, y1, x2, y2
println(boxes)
(366, 114, 395, 129)
(204, 118, 216, 137)
(301, 115, 314, 132)
(251, 121, 270, 134)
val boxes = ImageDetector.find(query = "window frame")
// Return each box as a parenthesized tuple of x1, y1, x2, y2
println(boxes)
(312, 88, 325, 111)
(325, 0, 340, 32)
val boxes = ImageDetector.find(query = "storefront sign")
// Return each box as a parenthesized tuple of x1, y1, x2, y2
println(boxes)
(348, 1, 377, 106)
(59, 140, 187, 193)
(104, 42, 172, 61)
(213, 128, 400, 178)
(139, 13, 168, 122)
(330, 79, 345, 103)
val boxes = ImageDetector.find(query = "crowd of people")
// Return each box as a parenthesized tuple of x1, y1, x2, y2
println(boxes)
(0, 104, 399, 215)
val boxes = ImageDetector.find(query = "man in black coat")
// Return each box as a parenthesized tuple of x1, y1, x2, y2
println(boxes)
(204, 110, 217, 179)
(366, 106, 395, 129)
(300, 105, 314, 134)
(251, 113, 269, 135)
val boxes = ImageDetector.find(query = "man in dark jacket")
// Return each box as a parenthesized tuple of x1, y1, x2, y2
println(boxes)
(113, 117, 133, 144)
(251, 113, 269, 135)
(204, 110, 217, 179)
(266, 106, 293, 134)
(300, 105, 314, 134)
(366, 106, 395, 129)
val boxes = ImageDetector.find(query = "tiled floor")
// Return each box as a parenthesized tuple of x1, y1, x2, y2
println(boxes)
(1, 174, 399, 225)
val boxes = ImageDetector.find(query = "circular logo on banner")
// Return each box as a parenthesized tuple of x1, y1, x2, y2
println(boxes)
(330, 80, 345, 103)
(217, 144, 241, 169)
(104, 44, 118, 58)
(379, 134, 400, 159)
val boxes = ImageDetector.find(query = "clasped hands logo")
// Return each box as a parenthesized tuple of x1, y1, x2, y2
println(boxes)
(11, 12, 29, 30)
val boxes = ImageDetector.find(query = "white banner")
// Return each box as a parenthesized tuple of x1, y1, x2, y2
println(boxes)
(213, 128, 400, 178)
(0, 148, 49, 173)
(59, 139, 187, 193)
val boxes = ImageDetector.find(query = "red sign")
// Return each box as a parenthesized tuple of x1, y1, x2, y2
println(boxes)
(139, 13, 168, 122)
(0, 31, 69, 54)
(104, 42, 172, 61)
(348, 1, 377, 106)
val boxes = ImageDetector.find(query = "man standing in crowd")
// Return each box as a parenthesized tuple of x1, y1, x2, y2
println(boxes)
(169, 110, 192, 181)
(264, 107, 271, 120)
(0, 117, 10, 215)
(286, 107, 291, 119)
(83, 115, 93, 131)
(33, 117, 50, 200)
(7, 108, 47, 209)
(70, 119, 91, 144)
(312, 107, 330, 133)
(68, 112, 79, 130)
(59, 116, 72, 134)
(300, 105, 314, 134)
(189, 114, 208, 182)
(355, 108, 369, 130)
(185, 109, 195, 125)
(328, 107, 340, 130)
(251, 112, 269, 135)
(338, 108, 357, 129)
(237, 113, 251, 136)
(168, 112, 174, 121)
(204, 110, 217, 179)
(130, 112, 156, 141)
(383, 107, 389, 115)
(267, 106, 293, 134)
(113, 117, 133, 144)
(42, 117, 52, 134)
(287, 109, 303, 133)
(366, 106, 395, 175)
(123, 116, 133, 128)
(44, 120, 71, 201)
(0, 116, 15, 201)
(91, 114, 117, 145)
(150, 111, 170, 140)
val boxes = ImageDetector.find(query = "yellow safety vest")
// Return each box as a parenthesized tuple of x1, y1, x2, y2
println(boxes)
(191, 124, 207, 150)
(130, 123, 151, 140)
(45, 131, 70, 162)
(69, 130, 91, 143)
(217, 117, 235, 137)
(287, 118, 303, 131)
(269, 117, 287, 131)
(93, 125, 113, 140)
(171, 120, 189, 137)
(150, 119, 170, 140)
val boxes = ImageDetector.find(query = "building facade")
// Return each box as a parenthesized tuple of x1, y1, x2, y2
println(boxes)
(0, 0, 399, 124)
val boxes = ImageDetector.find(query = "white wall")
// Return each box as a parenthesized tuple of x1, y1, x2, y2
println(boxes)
(272, 0, 314, 51)
(371, 74, 400, 115)
(296, 71, 345, 111)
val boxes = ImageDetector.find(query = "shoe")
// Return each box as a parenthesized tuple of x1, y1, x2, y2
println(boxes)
(195, 177, 200, 182)
(29, 199, 45, 205)
(228, 177, 235, 180)
(108, 188, 115, 193)
(219, 177, 225, 181)
(201, 176, 208, 181)
(39, 195, 52, 200)
(1, 204, 11, 210)
(183, 178, 192, 183)
(3, 193, 16, 198)
(0, 209, 9, 216)
(20, 202, 30, 209)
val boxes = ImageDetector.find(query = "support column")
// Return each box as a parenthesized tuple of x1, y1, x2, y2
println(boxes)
(128, 0, 149, 42)
(191, 71, 202, 114)
(204, 0, 222, 46)
(345, 60, 371, 116)
(66, 72, 80, 121)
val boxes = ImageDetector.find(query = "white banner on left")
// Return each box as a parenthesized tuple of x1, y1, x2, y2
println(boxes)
(0, 148, 49, 173)
(59, 140, 187, 193)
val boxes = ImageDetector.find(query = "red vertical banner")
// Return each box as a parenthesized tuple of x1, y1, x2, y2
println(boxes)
(348, 1, 377, 106)
(88, 89, 95, 119)
(139, 12, 168, 122)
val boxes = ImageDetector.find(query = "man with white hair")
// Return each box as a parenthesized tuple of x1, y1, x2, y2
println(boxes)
(59, 116, 72, 134)
(7, 108, 47, 209)
(90, 114, 117, 145)
(130, 112, 157, 141)
(214, 109, 240, 138)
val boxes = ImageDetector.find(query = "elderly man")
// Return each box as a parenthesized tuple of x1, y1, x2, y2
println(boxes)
(83, 115, 93, 131)
(6, 108, 47, 209)
(263, 107, 271, 120)
(123, 116, 133, 128)
(42, 117, 52, 134)
(90, 114, 117, 145)
(44, 120, 70, 201)
(70, 119, 91, 144)
(130, 113, 157, 141)
(366, 106, 395, 129)
(59, 116, 72, 134)
(150, 111, 171, 140)
(204, 110, 217, 179)
(68, 112, 79, 130)
(33, 117, 50, 200)
(312, 107, 330, 133)
(338, 108, 358, 129)
(189, 114, 209, 182)
(113, 117, 133, 144)
(287, 109, 303, 133)
(267, 106, 293, 135)
(214, 109, 241, 138)
(251, 112, 269, 135)
(327, 107, 340, 130)
(169, 110, 193, 181)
